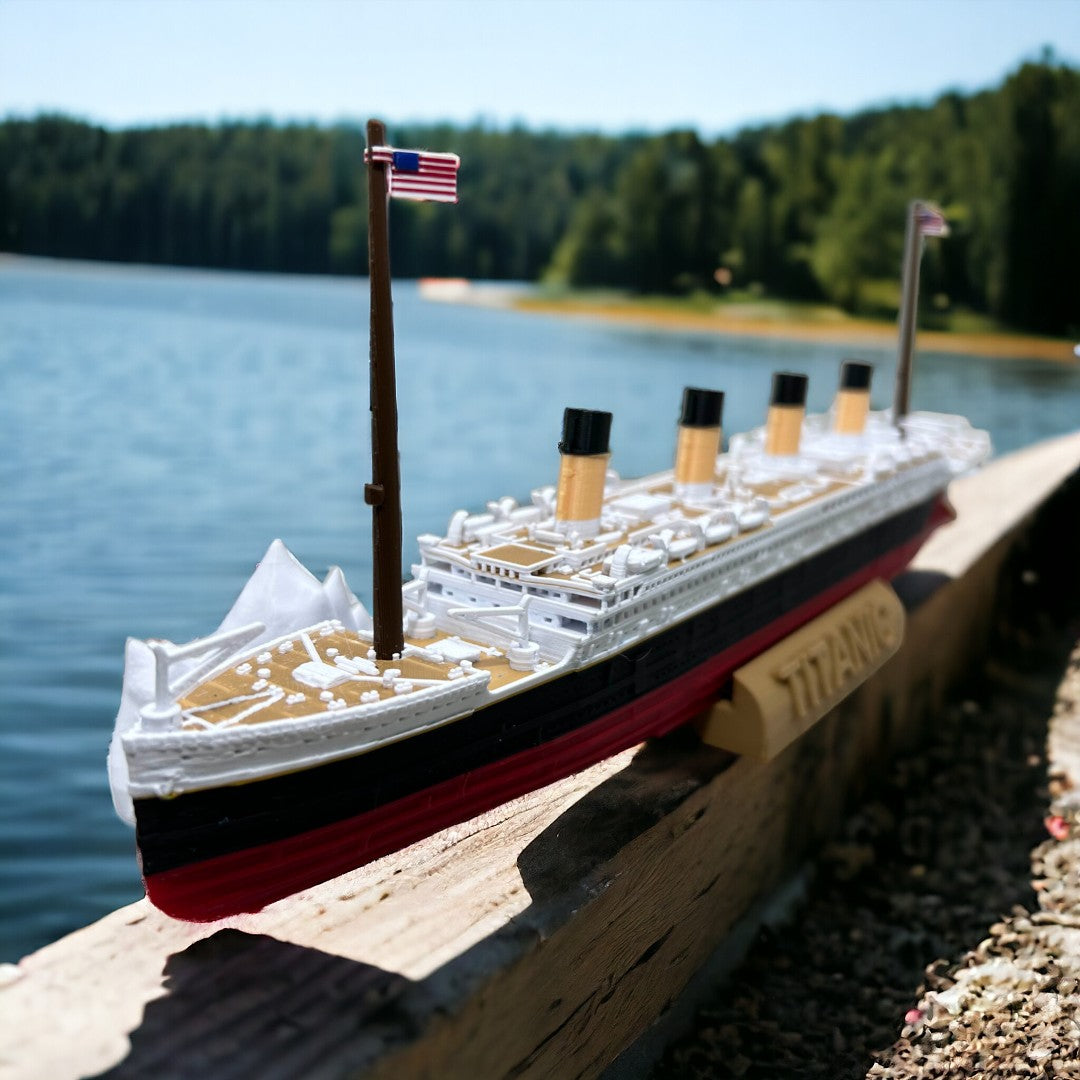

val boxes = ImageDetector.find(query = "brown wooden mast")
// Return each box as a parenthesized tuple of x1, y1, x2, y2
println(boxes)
(364, 119, 404, 660)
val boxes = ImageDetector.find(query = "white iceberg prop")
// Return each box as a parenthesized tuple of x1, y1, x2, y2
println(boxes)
(108, 540, 372, 824)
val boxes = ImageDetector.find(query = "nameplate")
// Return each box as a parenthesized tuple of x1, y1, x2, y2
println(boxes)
(696, 579, 904, 760)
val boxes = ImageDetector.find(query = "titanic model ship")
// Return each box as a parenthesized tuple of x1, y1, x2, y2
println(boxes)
(108, 125, 989, 920)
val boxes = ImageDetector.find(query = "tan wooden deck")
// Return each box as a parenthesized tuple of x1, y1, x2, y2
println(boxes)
(179, 626, 536, 729)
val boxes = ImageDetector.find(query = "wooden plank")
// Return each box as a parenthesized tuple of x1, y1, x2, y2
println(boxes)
(2, 432, 1078, 1080)
(916, 430, 1080, 578)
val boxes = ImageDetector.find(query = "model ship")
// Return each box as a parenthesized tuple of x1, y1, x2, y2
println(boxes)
(108, 125, 989, 920)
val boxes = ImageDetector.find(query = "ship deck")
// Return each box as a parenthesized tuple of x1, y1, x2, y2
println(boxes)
(172, 413, 977, 734)
(179, 626, 538, 731)
(442, 472, 866, 583)
(175, 472, 918, 731)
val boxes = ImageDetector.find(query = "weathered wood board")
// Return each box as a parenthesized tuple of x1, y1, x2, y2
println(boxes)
(2, 432, 1078, 1080)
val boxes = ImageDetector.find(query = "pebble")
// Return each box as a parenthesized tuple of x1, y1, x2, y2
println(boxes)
(650, 628, 1080, 1080)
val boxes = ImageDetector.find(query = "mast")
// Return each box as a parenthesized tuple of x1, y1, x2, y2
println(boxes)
(892, 200, 922, 427)
(364, 119, 404, 660)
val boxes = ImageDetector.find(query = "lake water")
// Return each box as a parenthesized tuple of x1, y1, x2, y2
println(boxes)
(2, 257, 1079, 963)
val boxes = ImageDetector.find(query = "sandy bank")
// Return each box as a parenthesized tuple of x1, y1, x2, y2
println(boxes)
(512, 298, 1077, 364)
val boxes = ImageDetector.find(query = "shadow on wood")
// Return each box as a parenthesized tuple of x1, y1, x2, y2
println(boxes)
(95, 930, 413, 1080)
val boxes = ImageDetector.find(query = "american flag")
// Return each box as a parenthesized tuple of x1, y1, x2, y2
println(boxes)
(365, 146, 460, 203)
(915, 202, 949, 237)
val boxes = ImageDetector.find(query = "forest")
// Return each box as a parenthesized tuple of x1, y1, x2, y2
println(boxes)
(1, 57, 1077, 336)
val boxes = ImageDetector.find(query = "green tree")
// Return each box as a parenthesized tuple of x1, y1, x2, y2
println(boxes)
(997, 60, 1080, 334)
(1, 58, 1077, 335)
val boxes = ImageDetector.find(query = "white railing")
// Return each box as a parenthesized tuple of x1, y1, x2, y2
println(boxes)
(140, 622, 265, 731)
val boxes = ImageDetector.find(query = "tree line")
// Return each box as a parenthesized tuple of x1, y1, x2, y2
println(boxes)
(1, 57, 1077, 335)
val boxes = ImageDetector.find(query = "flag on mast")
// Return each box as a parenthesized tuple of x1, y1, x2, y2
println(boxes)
(915, 202, 949, 237)
(365, 146, 460, 203)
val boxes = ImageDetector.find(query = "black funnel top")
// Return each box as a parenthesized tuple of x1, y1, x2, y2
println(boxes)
(839, 360, 873, 391)
(559, 408, 612, 456)
(680, 387, 724, 428)
(770, 371, 808, 407)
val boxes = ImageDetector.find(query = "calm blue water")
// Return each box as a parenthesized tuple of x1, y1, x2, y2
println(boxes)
(2, 257, 1079, 962)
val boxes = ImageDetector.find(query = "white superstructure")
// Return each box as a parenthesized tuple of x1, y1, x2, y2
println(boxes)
(413, 409, 987, 665)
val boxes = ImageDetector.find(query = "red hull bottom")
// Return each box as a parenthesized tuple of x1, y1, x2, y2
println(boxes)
(145, 500, 951, 920)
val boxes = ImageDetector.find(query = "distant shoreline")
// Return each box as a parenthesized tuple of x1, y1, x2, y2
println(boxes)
(5, 256, 1074, 365)
(508, 296, 1077, 365)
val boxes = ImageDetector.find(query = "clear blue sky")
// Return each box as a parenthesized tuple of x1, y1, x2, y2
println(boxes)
(2, 0, 1078, 135)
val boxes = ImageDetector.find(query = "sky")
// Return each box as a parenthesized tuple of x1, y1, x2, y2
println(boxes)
(2, 0, 1078, 136)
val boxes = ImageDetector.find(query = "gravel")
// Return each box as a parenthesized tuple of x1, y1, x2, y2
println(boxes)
(872, 647, 1080, 1079)
(650, 607, 1080, 1079)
